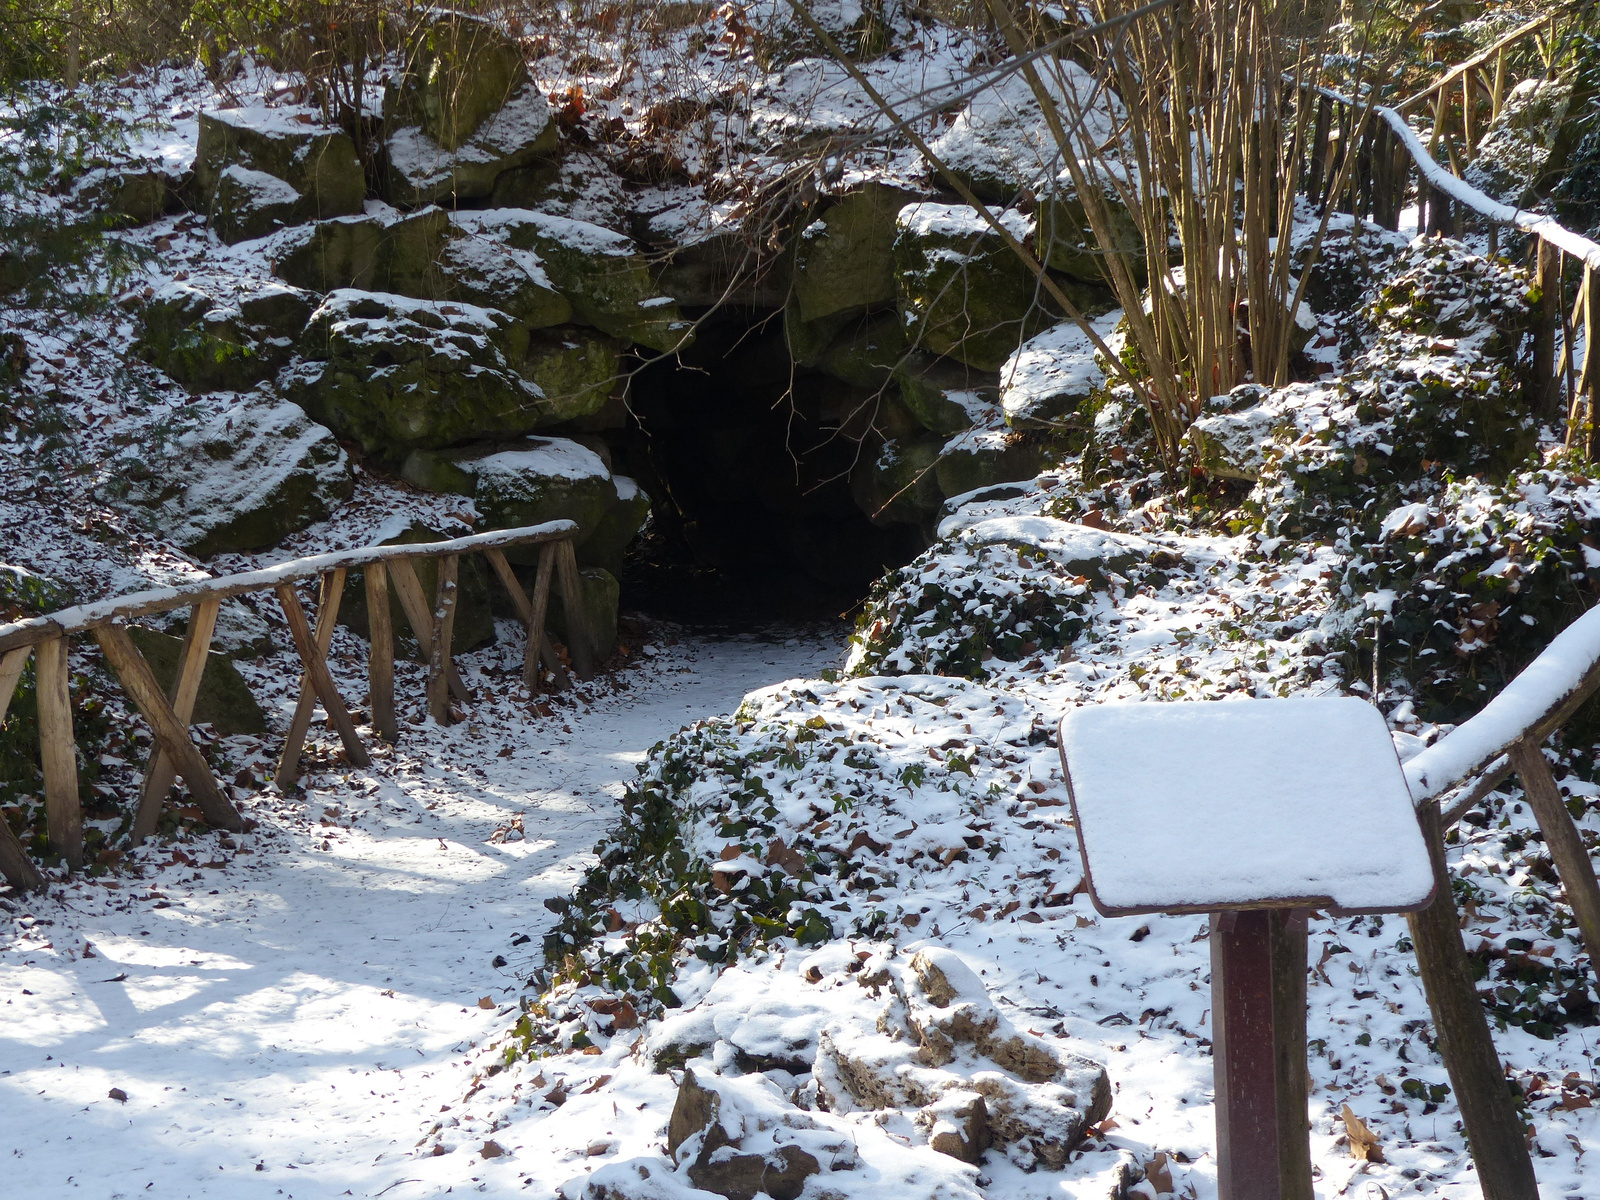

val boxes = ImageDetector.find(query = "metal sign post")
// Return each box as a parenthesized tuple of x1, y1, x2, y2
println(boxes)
(1059, 698, 1436, 1200)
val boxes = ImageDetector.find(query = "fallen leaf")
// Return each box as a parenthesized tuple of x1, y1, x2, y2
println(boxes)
(1145, 1151, 1173, 1193)
(480, 1140, 504, 1159)
(1341, 1103, 1384, 1163)
(108, 1087, 128, 1103)
(477, 996, 495, 1010)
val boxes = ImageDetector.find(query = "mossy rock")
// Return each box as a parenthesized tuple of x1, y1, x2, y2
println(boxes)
(652, 228, 793, 309)
(518, 327, 625, 423)
(134, 279, 316, 394)
(337, 524, 495, 657)
(893, 203, 1053, 371)
(107, 391, 352, 558)
(1035, 166, 1144, 285)
(816, 312, 908, 390)
(1000, 320, 1107, 432)
(463, 210, 691, 352)
(934, 432, 1053, 500)
(292, 290, 552, 459)
(384, 86, 559, 208)
(894, 351, 1000, 434)
(194, 107, 364, 234)
(438, 224, 572, 327)
(578, 476, 651, 577)
(401, 437, 618, 565)
(273, 209, 452, 297)
(126, 627, 267, 735)
(101, 167, 183, 225)
(547, 566, 620, 660)
(391, 11, 531, 153)
(783, 292, 857, 369)
(850, 434, 945, 527)
(792, 183, 922, 324)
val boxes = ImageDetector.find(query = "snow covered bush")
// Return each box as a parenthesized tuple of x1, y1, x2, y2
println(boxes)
(846, 516, 1160, 680)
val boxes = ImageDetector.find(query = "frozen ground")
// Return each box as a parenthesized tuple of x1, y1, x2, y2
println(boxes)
(0, 628, 842, 1199)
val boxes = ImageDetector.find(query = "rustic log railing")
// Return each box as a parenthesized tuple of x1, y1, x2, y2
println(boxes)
(0, 520, 594, 893)
(1303, 41, 1600, 458)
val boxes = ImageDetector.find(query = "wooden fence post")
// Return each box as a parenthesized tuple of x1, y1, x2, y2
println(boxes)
(0, 646, 43, 890)
(34, 634, 81, 870)
(1533, 239, 1560, 418)
(364, 562, 397, 741)
(133, 597, 220, 843)
(555, 540, 594, 681)
(426, 555, 460, 725)
(1407, 800, 1538, 1200)
(1586, 268, 1599, 460)
(1509, 741, 1600, 993)
(94, 623, 242, 833)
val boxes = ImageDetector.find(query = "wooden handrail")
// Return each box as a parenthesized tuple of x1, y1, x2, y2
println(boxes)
(0, 518, 595, 890)
(0, 519, 579, 653)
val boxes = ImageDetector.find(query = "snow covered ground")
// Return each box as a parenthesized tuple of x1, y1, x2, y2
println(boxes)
(0, 628, 842, 1199)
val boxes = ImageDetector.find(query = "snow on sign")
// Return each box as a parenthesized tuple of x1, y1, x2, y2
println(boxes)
(1058, 697, 1436, 917)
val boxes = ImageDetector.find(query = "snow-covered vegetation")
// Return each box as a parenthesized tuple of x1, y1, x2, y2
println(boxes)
(4, 2, 1600, 1198)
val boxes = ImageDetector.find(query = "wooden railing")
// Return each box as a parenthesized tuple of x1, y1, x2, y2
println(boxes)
(0, 521, 594, 892)
(1302, 32, 1600, 459)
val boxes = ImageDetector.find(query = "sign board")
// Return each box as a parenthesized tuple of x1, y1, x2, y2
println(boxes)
(1059, 697, 1436, 916)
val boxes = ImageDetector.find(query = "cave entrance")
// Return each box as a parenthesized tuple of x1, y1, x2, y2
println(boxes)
(609, 312, 922, 626)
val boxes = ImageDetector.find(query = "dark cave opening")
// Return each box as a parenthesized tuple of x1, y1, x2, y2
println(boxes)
(607, 312, 923, 626)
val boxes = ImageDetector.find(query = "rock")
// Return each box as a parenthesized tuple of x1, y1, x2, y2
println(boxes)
(791, 183, 922, 323)
(194, 106, 364, 242)
(999, 320, 1107, 432)
(750, 0, 896, 69)
(1464, 77, 1576, 204)
(652, 228, 791, 310)
(813, 947, 1111, 1172)
(438, 219, 572, 327)
(107, 391, 352, 558)
(815, 313, 908, 391)
(666, 1068, 831, 1200)
(550, 566, 620, 660)
(338, 524, 496, 657)
(928, 63, 1123, 202)
(135, 278, 315, 394)
(492, 150, 631, 237)
(385, 85, 559, 208)
(125, 628, 267, 735)
(894, 352, 1001, 434)
(272, 208, 451, 297)
(1035, 163, 1144, 284)
(459, 210, 691, 352)
(579, 476, 651, 577)
(924, 1092, 991, 1163)
(851, 435, 946, 527)
(390, 11, 532, 153)
(934, 430, 1053, 501)
(894, 203, 1052, 371)
(0, 564, 74, 619)
(520, 328, 627, 424)
(96, 166, 184, 225)
(291, 290, 548, 459)
(1185, 383, 1308, 482)
(400, 438, 618, 557)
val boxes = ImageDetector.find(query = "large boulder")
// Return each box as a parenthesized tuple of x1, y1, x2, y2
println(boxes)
(579, 475, 651, 576)
(814, 312, 908, 391)
(291, 290, 559, 459)
(894, 351, 1000, 434)
(193, 106, 365, 244)
(934, 429, 1053, 500)
(389, 11, 531, 152)
(271, 208, 450, 297)
(927, 63, 1122, 202)
(456, 210, 691, 352)
(1034, 163, 1144, 285)
(438, 217, 572, 326)
(106, 391, 353, 558)
(999, 319, 1107, 431)
(399, 437, 619, 561)
(134, 278, 316, 394)
(850, 434, 946, 527)
(894, 203, 1052, 371)
(126, 628, 267, 735)
(385, 86, 559, 208)
(791, 183, 922, 324)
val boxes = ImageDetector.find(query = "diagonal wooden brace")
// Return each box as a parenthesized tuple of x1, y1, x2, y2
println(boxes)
(274, 579, 369, 783)
(275, 570, 349, 789)
(387, 557, 471, 704)
(94, 623, 242, 832)
(482, 546, 568, 693)
(133, 598, 220, 844)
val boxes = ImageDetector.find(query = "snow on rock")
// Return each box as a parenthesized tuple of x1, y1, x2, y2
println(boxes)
(999, 317, 1113, 430)
(385, 84, 559, 207)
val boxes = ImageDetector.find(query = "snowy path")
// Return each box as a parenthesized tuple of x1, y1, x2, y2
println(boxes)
(0, 630, 841, 1200)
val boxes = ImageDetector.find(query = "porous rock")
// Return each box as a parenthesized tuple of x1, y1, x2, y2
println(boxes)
(194, 106, 364, 243)
(134, 278, 315, 394)
(791, 183, 923, 324)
